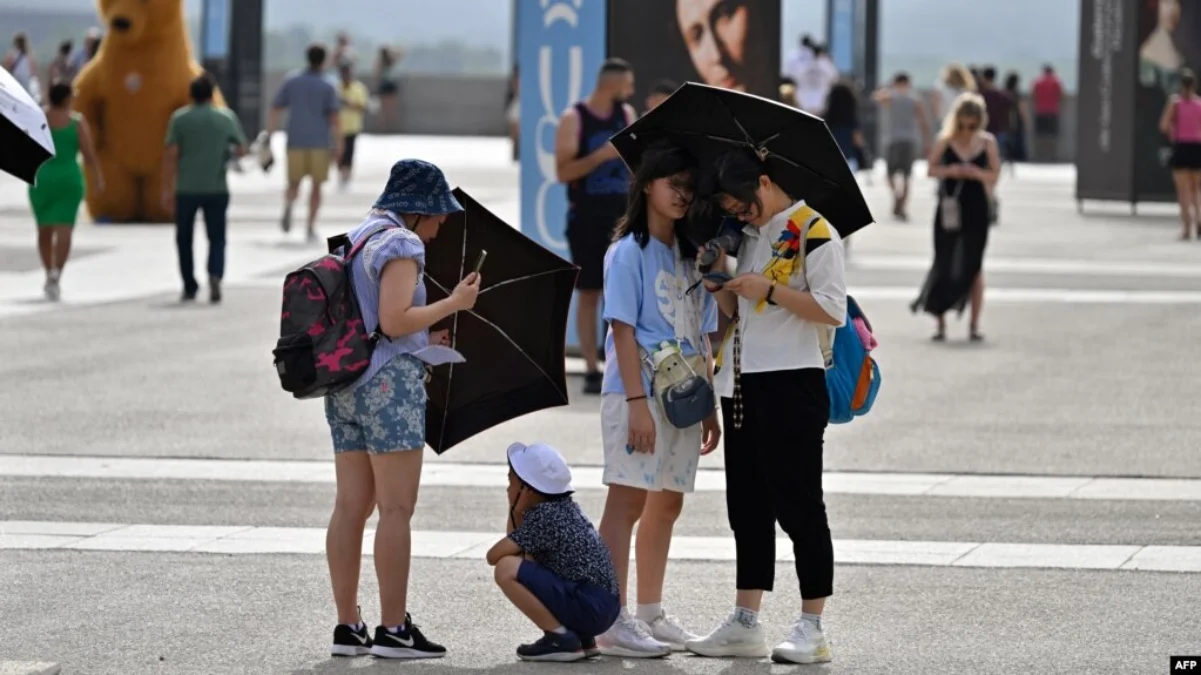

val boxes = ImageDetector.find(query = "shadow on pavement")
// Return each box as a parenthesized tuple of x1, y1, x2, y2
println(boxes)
(290, 655, 758, 674)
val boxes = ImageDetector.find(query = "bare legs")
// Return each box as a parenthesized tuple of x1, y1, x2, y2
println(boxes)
(598, 485, 685, 610)
(494, 556, 561, 631)
(36, 226, 73, 301)
(370, 450, 424, 627)
(969, 273, 985, 339)
(1173, 170, 1197, 240)
(324, 449, 423, 628)
(326, 452, 376, 624)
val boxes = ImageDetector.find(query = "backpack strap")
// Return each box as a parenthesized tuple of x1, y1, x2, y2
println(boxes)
(799, 216, 835, 369)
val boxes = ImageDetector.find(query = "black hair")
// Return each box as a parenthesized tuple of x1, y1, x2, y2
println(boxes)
(823, 82, 859, 128)
(1042, 64, 1055, 75)
(612, 140, 699, 260)
(13, 33, 28, 53)
(189, 74, 214, 103)
(599, 57, 633, 76)
(1004, 71, 1020, 93)
(48, 81, 73, 107)
(1183, 68, 1197, 92)
(693, 147, 778, 222)
(981, 66, 997, 82)
(893, 71, 910, 85)
(650, 79, 679, 97)
(59, 40, 73, 57)
(306, 43, 327, 69)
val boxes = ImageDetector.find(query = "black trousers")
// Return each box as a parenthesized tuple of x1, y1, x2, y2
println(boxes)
(721, 368, 833, 600)
(175, 193, 229, 295)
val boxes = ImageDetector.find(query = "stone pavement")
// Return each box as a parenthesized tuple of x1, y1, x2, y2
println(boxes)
(1, 135, 1199, 674)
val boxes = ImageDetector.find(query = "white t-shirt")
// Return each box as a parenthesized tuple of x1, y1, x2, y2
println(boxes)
(713, 201, 847, 399)
(795, 57, 839, 114)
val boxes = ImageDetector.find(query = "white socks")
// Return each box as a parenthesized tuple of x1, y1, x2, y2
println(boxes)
(733, 607, 759, 628)
(635, 602, 663, 624)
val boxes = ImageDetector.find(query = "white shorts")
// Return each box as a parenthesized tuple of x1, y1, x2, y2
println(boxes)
(601, 394, 702, 494)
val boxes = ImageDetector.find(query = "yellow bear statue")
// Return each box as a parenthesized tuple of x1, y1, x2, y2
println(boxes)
(73, 0, 225, 223)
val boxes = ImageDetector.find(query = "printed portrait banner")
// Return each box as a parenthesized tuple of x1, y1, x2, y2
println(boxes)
(1133, 0, 1201, 201)
(1075, 0, 1139, 202)
(607, 0, 782, 114)
(517, 0, 609, 351)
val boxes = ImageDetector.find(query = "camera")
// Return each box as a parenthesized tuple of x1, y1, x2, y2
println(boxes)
(697, 218, 744, 273)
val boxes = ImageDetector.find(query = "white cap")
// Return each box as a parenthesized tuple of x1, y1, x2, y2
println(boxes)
(506, 442, 574, 496)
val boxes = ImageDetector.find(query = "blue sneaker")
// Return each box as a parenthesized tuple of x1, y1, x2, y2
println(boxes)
(516, 630, 587, 662)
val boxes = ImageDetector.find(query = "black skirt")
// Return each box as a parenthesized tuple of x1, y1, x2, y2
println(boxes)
(1169, 142, 1201, 170)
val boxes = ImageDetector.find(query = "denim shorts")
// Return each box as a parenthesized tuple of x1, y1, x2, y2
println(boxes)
(324, 354, 427, 454)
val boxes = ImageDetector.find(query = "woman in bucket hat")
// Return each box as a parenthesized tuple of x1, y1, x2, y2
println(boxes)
(324, 159, 481, 660)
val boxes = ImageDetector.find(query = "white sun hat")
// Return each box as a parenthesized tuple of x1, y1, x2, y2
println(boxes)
(506, 442, 574, 496)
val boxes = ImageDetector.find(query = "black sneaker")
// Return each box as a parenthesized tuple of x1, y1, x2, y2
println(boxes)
(516, 630, 586, 663)
(583, 371, 602, 395)
(370, 614, 447, 660)
(209, 277, 222, 304)
(280, 205, 292, 233)
(582, 634, 600, 659)
(330, 622, 372, 657)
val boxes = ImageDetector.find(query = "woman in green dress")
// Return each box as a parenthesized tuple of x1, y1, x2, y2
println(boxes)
(29, 81, 103, 301)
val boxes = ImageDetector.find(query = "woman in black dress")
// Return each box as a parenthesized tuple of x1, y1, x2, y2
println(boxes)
(912, 93, 1001, 341)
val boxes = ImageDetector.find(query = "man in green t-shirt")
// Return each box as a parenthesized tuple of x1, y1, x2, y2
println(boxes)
(162, 74, 248, 303)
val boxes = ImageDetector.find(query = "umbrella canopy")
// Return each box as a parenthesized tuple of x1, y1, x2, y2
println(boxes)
(0, 67, 54, 184)
(610, 81, 874, 238)
(422, 187, 579, 453)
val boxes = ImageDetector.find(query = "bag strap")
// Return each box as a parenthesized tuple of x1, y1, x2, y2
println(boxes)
(799, 216, 835, 369)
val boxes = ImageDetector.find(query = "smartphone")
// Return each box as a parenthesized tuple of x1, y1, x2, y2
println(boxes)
(472, 250, 487, 276)
(703, 271, 732, 285)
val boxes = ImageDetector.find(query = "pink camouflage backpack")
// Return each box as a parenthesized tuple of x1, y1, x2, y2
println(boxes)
(271, 226, 397, 399)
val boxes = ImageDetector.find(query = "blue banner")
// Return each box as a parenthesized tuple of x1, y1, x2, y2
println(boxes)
(517, 0, 608, 352)
(201, 0, 230, 60)
(828, 0, 855, 74)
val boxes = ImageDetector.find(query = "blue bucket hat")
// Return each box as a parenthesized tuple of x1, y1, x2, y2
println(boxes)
(372, 159, 463, 215)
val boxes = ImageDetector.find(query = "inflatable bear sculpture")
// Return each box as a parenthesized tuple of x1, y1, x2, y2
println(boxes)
(74, 0, 224, 223)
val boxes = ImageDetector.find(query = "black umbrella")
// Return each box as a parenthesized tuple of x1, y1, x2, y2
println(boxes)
(610, 81, 874, 238)
(0, 68, 54, 184)
(421, 187, 579, 453)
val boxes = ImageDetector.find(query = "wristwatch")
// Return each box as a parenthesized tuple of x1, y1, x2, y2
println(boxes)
(766, 281, 778, 306)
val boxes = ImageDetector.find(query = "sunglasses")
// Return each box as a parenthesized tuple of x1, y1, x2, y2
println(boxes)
(958, 122, 980, 132)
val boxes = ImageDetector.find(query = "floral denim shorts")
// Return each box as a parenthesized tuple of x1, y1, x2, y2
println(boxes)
(324, 354, 427, 454)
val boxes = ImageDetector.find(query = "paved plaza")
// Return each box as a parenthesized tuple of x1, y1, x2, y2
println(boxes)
(1, 135, 1199, 674)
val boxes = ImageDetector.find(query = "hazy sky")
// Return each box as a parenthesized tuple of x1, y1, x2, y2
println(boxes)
(4, 0, 1080, 73)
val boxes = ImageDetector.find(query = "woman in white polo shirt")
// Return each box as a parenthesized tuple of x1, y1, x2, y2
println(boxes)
(684, 148, 847, 666)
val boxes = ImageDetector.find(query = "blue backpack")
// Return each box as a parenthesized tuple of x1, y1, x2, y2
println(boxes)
(803, 224, 882, 424)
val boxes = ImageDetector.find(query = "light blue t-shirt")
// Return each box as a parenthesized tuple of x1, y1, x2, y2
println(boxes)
(272, 69, 340, 149)
(601, 234, 718, 396)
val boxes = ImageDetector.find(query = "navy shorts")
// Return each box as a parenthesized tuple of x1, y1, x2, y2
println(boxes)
(517, 560, 620, 638)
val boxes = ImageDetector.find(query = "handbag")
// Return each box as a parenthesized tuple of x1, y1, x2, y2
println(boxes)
(641, 345, 715, 430)
(939, 174, 965, 232)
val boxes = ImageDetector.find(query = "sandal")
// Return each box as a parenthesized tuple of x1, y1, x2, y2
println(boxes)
(969, 330, 985, 342)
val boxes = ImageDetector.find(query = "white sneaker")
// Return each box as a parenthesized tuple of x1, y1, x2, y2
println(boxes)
(646, 610, 698, 651)
(684, 613, 770, 658)
(771, 617, 832, 664)
(43, 275, 60, 302)
(595, 615, 671, 658)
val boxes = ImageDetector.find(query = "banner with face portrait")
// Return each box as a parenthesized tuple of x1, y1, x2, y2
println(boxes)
(607, 0, 782, 114)
(1133, 0, 1201, 201)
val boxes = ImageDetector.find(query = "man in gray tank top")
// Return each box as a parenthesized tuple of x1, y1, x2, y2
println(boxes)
(873, 72, 931, 221)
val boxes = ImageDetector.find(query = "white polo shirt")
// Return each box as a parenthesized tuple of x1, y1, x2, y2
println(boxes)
(713, 201, 848, 399)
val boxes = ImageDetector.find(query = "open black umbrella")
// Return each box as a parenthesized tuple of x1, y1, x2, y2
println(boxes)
(422, 187, 579, 453)
(0, 67, 54, 184)
(610, 81, 874, 238)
